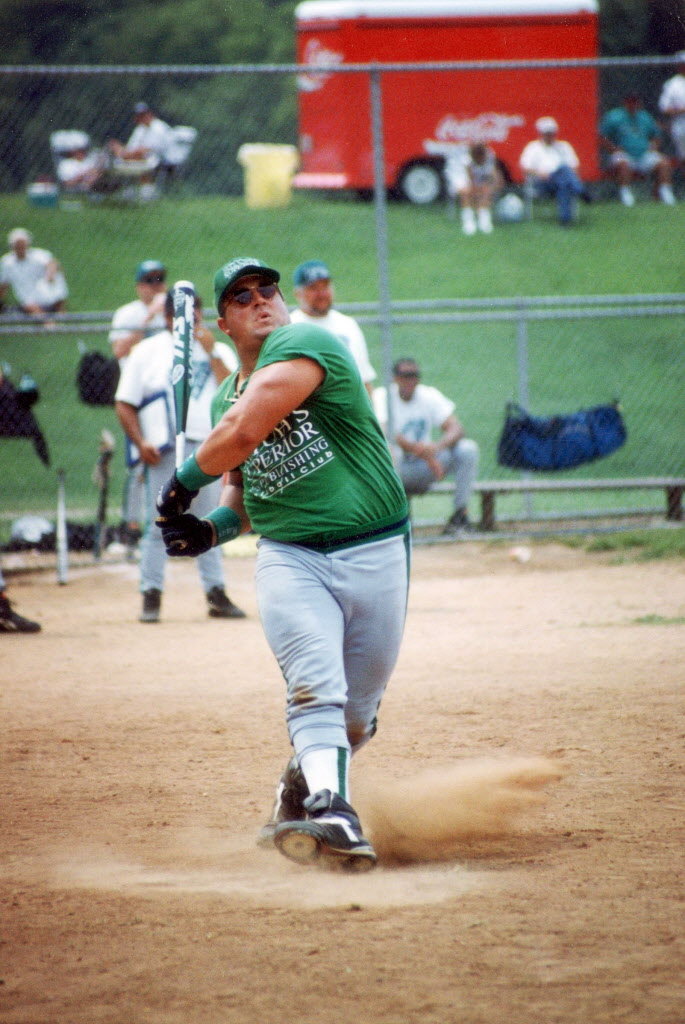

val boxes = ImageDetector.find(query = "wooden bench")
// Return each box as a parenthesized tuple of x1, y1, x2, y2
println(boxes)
(415, 477, 685, 532)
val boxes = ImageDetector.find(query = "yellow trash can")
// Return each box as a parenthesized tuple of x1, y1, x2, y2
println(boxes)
(237, 143, 299, 209)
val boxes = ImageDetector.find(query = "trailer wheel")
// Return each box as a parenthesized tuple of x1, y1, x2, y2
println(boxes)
(398, 162, 443, 205)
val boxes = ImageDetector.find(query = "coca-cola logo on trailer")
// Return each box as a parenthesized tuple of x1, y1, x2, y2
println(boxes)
(297, 39, 344, 92)
(434, 112, 525, 144)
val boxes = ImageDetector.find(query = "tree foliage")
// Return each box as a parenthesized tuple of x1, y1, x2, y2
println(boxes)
(1, 0, 684, 65)
(599, 0, 685, 55)
(1, 0, 684, 193)
(0, 0, 299, 64)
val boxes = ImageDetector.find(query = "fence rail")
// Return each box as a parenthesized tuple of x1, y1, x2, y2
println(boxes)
(1, 56, 683, 575)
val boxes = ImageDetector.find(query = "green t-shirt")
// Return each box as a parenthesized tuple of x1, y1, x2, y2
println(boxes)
(211, 322, 409, 549)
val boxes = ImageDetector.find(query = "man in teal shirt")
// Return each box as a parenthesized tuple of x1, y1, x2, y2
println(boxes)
(599, 92, 675, 207)
(156, 258, 410, 872)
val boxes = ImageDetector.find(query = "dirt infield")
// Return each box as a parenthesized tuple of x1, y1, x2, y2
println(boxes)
(2, 539, 684, 1024)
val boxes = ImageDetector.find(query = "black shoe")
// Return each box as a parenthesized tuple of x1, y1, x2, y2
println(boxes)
(139, 588, 161, 623)
(441, 508, 473, 536)
(256, 756, 309, 848)
(274, 789, 377, 872)
(206, 586, 246, 619)
(0, 594, 41, 633)
(580, 187, 593, 204)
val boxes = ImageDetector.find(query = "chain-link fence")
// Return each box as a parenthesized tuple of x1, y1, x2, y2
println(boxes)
(1, 55, 684, 566)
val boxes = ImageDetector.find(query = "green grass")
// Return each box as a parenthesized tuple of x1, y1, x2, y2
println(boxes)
(630, 614, 685, 624)
(559, 527, 685, 561)
(1, 190, 684, 536)
(4, 190, 685, 309)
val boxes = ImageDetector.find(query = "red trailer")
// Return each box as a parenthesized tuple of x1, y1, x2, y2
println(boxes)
(294, 0, 599, 203)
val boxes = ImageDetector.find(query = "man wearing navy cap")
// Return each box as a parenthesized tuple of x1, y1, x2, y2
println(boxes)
(109, 260, 167, 365)
(109, 260, 168, 555)
(290, 259, 377, 397)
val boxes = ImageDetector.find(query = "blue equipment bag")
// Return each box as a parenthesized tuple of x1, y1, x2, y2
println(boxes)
(497, 401, 627, 472)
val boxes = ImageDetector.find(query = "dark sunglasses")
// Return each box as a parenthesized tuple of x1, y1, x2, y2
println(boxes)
(227, 283, 278, 306)
(395, 370, 420, 379)
(140, 274, 166, 284)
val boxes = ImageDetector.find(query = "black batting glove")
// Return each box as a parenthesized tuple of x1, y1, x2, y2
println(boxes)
(156, 471, 198, 521)
(160, 513, 215, 557)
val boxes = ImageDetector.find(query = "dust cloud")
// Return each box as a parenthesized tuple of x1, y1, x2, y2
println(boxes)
(355, 756, 564, 863)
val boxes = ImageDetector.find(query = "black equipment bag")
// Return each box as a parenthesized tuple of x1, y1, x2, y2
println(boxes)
(76, 350, 120, 406)
(0, 373, 50, 465)
(497, 401, 627, 472)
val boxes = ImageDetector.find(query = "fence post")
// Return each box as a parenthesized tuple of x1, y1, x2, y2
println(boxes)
(516, 300, 534, 518)
(369, 65, 395, 438)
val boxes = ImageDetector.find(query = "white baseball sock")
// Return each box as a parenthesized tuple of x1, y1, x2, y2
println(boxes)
(299, 746, 350, 802)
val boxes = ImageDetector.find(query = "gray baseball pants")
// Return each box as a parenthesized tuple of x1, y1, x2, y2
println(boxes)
(139, 441, 226, 594)
(255, 532, 410, 763)
(400, 438, 479, 509)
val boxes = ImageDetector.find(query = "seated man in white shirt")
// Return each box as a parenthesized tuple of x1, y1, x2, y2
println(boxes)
(373, 358, 480, 536)
(56, 145, 109, 193)
(519, 116, 592, 225)
(289, 259, 377, 398)
(0, 228, 68, 324)
(107, 102, 173, 200)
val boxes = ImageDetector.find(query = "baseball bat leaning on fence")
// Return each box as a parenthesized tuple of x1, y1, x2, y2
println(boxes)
(171, 281, 195, 469)
(93, 429, 115, 561)
(56, 468, 68, 585)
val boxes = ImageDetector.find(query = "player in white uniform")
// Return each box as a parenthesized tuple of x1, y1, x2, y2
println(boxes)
(659, 51, 685, 169)
(290, 259, 377, 397)
(115, 289, 245, 623)
(374, 357, 480, 535)
(109, 260, 168, 555)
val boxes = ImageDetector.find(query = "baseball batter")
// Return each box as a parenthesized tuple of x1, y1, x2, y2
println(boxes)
(156, 257, 410, 871)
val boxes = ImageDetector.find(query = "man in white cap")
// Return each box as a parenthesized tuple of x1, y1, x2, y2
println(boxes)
(0, 228, 68, 323)
(659, 51, 685, 174)
(519, 116, 591, 225)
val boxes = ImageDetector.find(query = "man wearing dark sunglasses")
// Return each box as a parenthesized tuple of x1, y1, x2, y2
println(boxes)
(155, 257, 411, 872)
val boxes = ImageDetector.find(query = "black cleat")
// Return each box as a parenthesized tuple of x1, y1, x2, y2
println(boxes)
(257, 757, 309, 848)
(441, 508, 474, 537)
(139, 588, 161, 623)
(0, 594, 41, 633)
(274, 789, 377, 872)
(206, 586, 246, 619)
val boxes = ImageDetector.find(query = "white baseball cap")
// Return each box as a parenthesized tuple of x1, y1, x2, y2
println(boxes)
(8, 227, 31, 246)
(536, 116, 559, 133)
